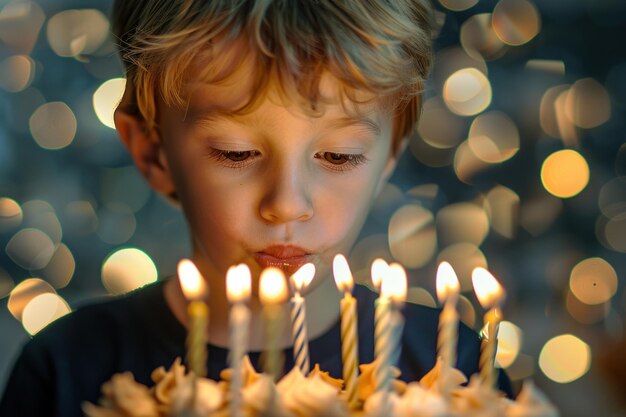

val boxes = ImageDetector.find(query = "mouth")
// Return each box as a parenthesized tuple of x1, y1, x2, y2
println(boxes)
(253, 245, 315, 276)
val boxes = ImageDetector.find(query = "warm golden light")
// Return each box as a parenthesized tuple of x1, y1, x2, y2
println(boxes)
(525, 60, 565, 75)
(46, 9, 110, 57)
(468, 111, 520, 163)
(381, 263, 407, 303)
(101, 248, 158, 295)
(438, 0, 479, 11)
(443, 68, 492, 116)
(417, 97, 466, 149)
(569, 257, 617, 305)
(458, 295, 477, 327)
(436, 261, 460, 304)
(370, 258, 389, 289)
(495, 321, 522, 368)
(22, 292, 71, 335)
(8, 278, 56, 321)
(6, 228, 55, 270)
(259, 267, 288, 305)
(29, 102, 77, 150)
(565, 78, 611, 129)
(0, 197, 23, 232)
(460, 13, 507, 61)
(41, 243, 75, 289)
(438, 243, 488, 292)
(177, 259, 208, 301)
(0, 55, 34, 92)
(291, 263, 315, 292)
(93, 78, 126, 129)
(389, 204, 437, 268)
(226, 263, 251, 303)
(453, 140, 490, 184)
(406, 287, 436, 308)
(539, 334, 591, 383)
(436, 202, 489, 246)
(471, 267, 505, 309)
(484, 186, 520, 239)
(541, 150, 589, 198)
(333, 254, 354, 293)
(492, 0, 541, 46)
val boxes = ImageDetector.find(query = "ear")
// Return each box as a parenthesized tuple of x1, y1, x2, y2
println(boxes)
(114, 108, 177, 200)
(374, 136, 409, 198)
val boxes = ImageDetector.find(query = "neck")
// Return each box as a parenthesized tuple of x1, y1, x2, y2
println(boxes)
(164, 266, 342, 351)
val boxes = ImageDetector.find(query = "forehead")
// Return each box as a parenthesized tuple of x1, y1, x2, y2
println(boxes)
(177, 38, 388, 122)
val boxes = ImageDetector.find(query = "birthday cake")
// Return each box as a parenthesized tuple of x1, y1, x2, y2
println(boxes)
(82, 356, 558, 417)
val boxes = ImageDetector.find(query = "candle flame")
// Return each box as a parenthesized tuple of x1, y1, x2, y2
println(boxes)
(371, 258, 389, 289)
(333, 254, 354, 293)
(471, 267, 506, 309)
(177, 259, 208, 301)
(291, 263, 315, 292)
(381, 262, 407, 303)
(226, 263, 251, 303)
(436, 261, 460, 304)
(259, 267, 288, 305)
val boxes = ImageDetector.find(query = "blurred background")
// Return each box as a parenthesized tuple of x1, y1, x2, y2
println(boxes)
(0, 0, 625, 415)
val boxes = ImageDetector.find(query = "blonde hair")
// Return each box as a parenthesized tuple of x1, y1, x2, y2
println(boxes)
(112, 0, 433, 151)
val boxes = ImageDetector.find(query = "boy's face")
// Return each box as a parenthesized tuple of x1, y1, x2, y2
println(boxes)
(153, 61, 401, 295)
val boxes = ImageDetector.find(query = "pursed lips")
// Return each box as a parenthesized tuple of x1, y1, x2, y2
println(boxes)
(253, 245, 315, 276)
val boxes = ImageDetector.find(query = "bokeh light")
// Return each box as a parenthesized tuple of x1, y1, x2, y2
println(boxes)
(443, 68, 492, 116)
(492, 0, 541, 46)
(569, 257, 618, 305)
(29, 102, 77, 150)
(539, 334, 591, 383)
(495, 321, 522, 369)
(21, 200, 63, 244)
(433, 47, 487, 95)
(437, 243, 488, 291)
(460, 14, 508, 61)
(417, 97, 467, 149)
(0, 197, 23, 232)
(541, 150, 589, 198)
(388, 204, 437, 269)
(0, 268, 15, 299)
(349, 234, 393, 285)
(603, 216, 626, 253)
(484, 186, 520, 239)
(101, 247, 158, 295)
(437, 202, 490, 246)
(525, 59, 565, 75)
(96, 205, 137, 244)
(520, 195, 562, 236)
(5, 228, 55, 270)
(46, 9, 110, 58)
(0, 55, 35, 92)
(40, 243, 76, 289)
(454, 140, 490, 184)
(598, 177, 626, 218)
(21, 292, 71, 335)
(468, 111, 520, 163)
(93, 78, 126, 129)
(540, 85, 571, 140)
(566, 289, 610, 325)
(438, 0, 478, 11)
(406, 287, 436, 308)
(565, 78, 611, 129)
(0, 1, 45, 54)
(457, 295, 476, 327)
(7, 278, 56, 321)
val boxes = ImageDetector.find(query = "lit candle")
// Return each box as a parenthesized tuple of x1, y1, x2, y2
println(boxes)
(259, 267, 288, 381)
(375, 262, 407, 394)
(333, 254, 359, 409)
(435, 261, 460, 397)
(471, 267, 506, 389)
(177, 259, 209, 378)
(290, 263, 315, 375)
(226, 263, 251, 417)
(371, 258, 389, 360)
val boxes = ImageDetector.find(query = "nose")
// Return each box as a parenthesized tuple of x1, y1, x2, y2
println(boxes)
(259, 162, 314, 224)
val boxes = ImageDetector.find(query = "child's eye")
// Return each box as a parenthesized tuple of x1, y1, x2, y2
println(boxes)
(314, 152, 369, 172)
(206, 149, 261, 168)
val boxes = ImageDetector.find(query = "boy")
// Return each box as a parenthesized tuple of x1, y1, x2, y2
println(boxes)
(0, 1, 510, 416)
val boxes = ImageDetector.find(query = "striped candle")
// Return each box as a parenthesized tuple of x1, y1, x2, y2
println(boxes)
(290, 263, 315, 375)
(471, 267, 506, 389)
(333, 254, 359, 409)
(435, 262, 460, 397)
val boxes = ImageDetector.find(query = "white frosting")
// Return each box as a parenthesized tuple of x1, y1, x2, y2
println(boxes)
(170, 376, 223, 416)
(395, 382, 452, 417)
(506, 381, 559, 417)
(363, 391, 401, 417)
(282, 374, 350, 417)
(242, 374, 294, 417)
(451, 375, 507, 417)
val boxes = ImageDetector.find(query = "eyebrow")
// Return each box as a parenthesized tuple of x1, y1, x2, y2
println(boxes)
(184, 108, 381, 137)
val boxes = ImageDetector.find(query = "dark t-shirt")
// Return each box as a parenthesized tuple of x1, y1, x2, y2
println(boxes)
(0, 280, 511, 417)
